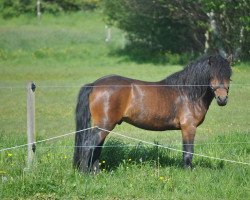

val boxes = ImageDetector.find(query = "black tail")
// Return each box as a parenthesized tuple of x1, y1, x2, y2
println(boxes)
(73, 84, 93, 169)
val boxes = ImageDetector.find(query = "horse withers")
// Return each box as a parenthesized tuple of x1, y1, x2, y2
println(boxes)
(73, 54, 232, 172)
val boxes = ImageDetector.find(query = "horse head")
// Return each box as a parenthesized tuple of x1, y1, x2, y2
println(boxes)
(209, 55, 232, 106)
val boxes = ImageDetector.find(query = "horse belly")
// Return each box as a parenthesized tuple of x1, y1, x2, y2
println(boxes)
(123, 108, 180, 131)
(123, 87, 180, 131)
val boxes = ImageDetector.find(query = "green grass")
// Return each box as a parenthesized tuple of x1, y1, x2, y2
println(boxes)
(0, 12, 249, 199)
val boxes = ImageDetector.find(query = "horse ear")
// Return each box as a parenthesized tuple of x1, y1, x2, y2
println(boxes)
(227, 54, 233, 64)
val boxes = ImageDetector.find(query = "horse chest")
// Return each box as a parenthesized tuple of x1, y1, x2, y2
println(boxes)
(178, 101, 208, 127)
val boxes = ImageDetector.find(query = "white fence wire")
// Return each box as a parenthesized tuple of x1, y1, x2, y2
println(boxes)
(1, 83, 250, 90)
(0, 83, 249, 167)
(1, 126, 249, 166)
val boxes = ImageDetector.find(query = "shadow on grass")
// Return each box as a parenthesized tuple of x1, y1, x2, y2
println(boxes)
(109, 42, 196, 65)
(100, 139, 225, 171)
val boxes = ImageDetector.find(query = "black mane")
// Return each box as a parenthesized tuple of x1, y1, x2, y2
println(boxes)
(164, 54, 232, 100)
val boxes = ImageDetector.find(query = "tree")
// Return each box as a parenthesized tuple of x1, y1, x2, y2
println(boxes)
(103, 0, 250, 60)
(103, 0, 207, 54)
(203, 0, 250, 59)
(0, 0, 101, 17)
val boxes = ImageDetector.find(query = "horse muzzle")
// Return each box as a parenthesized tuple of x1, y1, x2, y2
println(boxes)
(216, 96, 228, 106)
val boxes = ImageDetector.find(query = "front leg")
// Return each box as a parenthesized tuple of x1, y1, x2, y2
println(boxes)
(181, 125, 196, 169)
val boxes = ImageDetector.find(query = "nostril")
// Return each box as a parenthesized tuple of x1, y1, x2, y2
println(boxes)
(218, 96, 228, 102)
(217, 96, 228, 106)
(218, 96, 227, 102)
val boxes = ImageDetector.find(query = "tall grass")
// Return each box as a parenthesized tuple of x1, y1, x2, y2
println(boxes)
(0, 12, 249, 199)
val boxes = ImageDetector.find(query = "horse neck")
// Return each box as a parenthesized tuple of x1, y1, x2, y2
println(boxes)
(201, 88, 214, 109)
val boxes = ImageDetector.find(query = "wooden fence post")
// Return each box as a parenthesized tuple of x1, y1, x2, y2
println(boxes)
(37, 0, 41, 19)
(105, 25, 111, 42)
(27, 82, 36, 169)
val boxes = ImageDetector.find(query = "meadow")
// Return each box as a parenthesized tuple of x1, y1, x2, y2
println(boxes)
(0, 11, 249, 199)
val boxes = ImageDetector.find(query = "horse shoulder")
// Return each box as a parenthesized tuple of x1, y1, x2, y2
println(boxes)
(179, 99, 208, 128)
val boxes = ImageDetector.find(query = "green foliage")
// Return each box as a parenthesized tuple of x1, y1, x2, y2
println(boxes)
(203, 0, 250, 60)
(41, 0, 101, 13)
(0, 0, 37, 18)
(103, 0, 250, 60)
(0, 0, 101, 17)
(103, 0, 207, 54)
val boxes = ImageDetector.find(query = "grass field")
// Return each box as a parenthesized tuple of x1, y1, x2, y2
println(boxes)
(0, 12, 249, 199)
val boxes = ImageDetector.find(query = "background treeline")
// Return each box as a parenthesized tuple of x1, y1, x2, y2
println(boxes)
(103, 0, 250, 61)
(0, 0, 249, 61)
(0, 0, 101, 17)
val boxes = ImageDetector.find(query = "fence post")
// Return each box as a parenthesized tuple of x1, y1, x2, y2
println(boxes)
(27, 82, 36, 169)
(37, 0, 41, 19)
(105, 25, 111, 42)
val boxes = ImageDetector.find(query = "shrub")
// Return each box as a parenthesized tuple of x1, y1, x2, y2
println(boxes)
(0, 0, 101, 17)
(103, 0, 250, 60)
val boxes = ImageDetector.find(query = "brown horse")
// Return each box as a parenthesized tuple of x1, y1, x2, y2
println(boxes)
(73, 54, 232, 172)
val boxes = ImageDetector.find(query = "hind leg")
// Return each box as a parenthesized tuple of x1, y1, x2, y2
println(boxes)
(87, 128, 106, 173)
(77, 127, 102, 173)
(87, 88, 126, 172)
(83, 125, 114, 173)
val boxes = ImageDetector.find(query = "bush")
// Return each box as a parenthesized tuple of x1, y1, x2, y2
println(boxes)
(103, 0, 250, 60)
(0, 0, 101, 17)
(103, 0, 207, 55)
